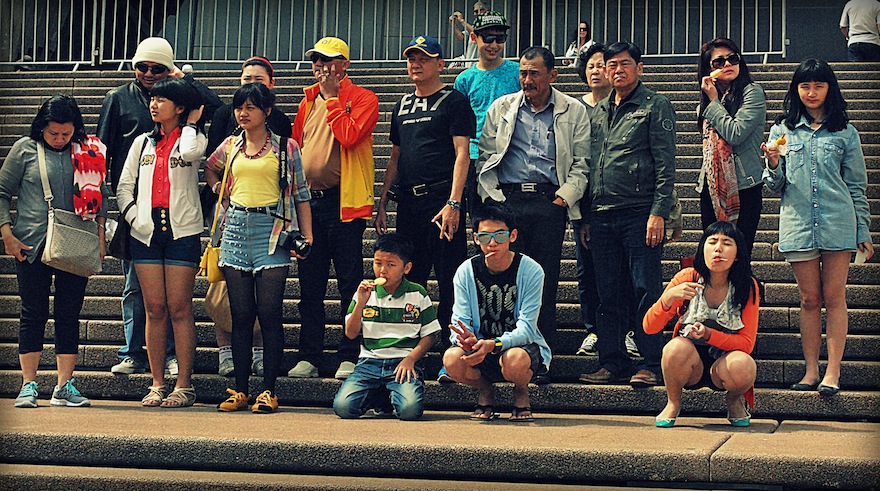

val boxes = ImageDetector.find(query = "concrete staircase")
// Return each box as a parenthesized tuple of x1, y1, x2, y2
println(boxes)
(0, 63, 878, 489)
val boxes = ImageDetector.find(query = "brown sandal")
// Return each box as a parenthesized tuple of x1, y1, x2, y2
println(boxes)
(141, 385, 166, 407)
(160, 387, 196, 408)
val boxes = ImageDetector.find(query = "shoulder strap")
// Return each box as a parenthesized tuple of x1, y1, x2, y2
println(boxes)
(209, 147, 234, 243)
(35, 142, 54, 209)
(278, 135, 289, 218)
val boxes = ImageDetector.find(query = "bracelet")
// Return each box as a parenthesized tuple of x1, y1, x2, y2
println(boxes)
(212, 181, 222, 194)
(185, 122, 198, 130)
(446, 199, 461, 211)
(491, 337, 503, 354)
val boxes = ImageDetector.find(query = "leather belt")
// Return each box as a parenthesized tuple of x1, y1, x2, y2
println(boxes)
(310, 186, 339, 200)
(404, 179, 452, 197)
(230, 204, 272, 214)
(500, 183, 558, 194)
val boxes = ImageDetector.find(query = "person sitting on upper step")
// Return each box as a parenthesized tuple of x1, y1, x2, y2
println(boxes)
(644, 221, 759, 428)
(333, 233, 440, 420)
(442, 203, 552, 422)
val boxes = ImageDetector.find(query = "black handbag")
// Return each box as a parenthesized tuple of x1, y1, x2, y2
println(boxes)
(108, 140, 145, 261)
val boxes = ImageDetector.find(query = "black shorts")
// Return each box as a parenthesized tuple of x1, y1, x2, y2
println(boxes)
(474, 343, 544, 383)
(685, 343, 724, 391)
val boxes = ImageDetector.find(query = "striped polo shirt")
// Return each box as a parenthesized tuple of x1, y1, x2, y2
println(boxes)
(345, 278, 441, 359)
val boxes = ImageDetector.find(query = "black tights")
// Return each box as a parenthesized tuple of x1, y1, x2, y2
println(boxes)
(223, 266, 288, 395)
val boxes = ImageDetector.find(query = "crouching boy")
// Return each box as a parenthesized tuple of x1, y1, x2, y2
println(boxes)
(442, 203, 552, 422)
(333, 233, 440, 420)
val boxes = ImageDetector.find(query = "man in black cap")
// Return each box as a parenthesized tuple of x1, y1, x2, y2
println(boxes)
(376, 35, 476, 349)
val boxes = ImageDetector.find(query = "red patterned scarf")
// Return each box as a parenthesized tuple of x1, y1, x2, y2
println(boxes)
(702, 120, 740, 223)
(71, 135, 107, 219)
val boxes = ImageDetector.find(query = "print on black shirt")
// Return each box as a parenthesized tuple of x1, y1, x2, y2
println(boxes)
(472, 253, 523, 339)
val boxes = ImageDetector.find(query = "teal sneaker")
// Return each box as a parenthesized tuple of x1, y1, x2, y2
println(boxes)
(14, 381, 38, 408)
(50, 379, 91, 407)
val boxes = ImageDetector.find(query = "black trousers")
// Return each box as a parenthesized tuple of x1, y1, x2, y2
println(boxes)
(17, 255, 87, 355)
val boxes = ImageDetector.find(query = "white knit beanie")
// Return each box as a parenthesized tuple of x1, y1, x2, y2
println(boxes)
(132, 37, 175, 70)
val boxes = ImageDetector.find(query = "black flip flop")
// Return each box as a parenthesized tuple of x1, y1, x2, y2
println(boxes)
(469, 404, 500, 421)
(509, 406, 535, 422)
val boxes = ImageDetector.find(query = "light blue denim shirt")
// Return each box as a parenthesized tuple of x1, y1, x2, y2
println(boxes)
(763, 117, 870, 253)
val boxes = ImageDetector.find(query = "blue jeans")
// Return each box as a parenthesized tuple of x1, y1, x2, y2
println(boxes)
(589, 208, 664, 375)
(847, 42, 880, 62)
(117, 260, 175, 365)
(333, 358, 425, 420)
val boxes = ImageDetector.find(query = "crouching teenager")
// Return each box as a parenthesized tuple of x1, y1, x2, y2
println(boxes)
(442, 203, 552, 422)
(333, 234, 440, 420)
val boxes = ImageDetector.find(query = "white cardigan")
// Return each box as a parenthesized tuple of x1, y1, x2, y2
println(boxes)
(116, 127, 207, 245)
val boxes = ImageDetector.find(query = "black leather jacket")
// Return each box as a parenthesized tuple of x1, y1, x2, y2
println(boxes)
(96, 76, 221, 192)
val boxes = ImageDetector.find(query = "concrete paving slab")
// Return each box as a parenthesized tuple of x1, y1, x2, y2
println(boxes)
(711, 421, 880, 489)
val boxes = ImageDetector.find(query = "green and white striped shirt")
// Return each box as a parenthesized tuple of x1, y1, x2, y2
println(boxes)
(346, 278, 441, 359)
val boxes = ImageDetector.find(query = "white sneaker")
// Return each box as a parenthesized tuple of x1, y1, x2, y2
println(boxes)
(334, 361, 356, 380)
(165, 358, 179, 376)
(111, 357, 146, 374)
(625, 331, 641, 358)
(218, 358, 234, 377)
(287, 360, 319, 378)
(577, 332, 598, 355)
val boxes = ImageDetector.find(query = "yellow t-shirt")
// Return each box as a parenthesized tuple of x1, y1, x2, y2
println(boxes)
(229, 149, 281, 207)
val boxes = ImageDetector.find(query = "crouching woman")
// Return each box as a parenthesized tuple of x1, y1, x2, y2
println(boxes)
(644, 221, 759, 427)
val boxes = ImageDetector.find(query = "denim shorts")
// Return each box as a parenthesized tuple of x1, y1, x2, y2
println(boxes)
(130, 208, 201, 268)
(219, 203, 290, 272)
(784, 248, 855, 263)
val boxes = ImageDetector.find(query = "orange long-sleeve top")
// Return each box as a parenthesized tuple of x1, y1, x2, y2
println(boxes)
(643, 268, 760, 355)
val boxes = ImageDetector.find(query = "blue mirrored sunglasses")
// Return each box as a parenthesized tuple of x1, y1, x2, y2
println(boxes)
(475, 230, 511, 244)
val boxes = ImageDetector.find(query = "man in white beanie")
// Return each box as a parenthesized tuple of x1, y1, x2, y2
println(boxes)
(97, 36, 221, 376)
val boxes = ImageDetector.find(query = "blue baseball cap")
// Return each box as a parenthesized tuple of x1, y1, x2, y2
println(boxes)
(403, 35, 443, 58)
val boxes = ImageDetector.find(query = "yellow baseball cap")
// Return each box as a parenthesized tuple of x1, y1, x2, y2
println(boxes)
(305, 37, 350, 60)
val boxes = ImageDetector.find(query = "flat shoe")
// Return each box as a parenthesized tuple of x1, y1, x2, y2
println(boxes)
(817, 384, 840, 397)
(655, 417, 677, 428)
(790, 381, 819, 391)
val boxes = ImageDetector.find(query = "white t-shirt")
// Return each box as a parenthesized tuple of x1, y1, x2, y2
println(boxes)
(840, 0, 880, 46)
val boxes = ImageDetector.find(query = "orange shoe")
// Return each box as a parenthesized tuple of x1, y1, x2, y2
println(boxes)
(252, 390, 279, 414)
(217, 388, 248, 412)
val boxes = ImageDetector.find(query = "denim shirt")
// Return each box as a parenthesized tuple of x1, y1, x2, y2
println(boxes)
(763, 118, 870, 252)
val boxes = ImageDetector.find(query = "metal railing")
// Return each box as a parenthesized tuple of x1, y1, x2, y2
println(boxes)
(0, 0, 786, 69)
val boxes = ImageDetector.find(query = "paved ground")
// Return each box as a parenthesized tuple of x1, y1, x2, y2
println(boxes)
(1, 400, 878, 489)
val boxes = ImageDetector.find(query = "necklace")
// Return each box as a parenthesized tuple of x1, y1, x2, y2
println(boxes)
(241, 131, 270, 159)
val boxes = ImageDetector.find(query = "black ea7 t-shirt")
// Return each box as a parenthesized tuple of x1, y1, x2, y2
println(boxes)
(390, 86, 476, 188)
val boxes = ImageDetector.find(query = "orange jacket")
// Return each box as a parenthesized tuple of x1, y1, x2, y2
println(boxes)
(292, 76, 379, 221)
(643, 268, 759, 354)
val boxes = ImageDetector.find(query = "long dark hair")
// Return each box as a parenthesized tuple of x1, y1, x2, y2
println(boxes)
(29, 94, 87, 144)
(777, 58, 848, 132)
(697, 38, 753, 130)
(693, 221, 756, 311)
(148, 78, 203, 140)
(570, 20, 590, 44)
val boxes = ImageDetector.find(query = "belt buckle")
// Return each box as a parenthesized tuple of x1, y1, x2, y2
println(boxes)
(411, 184, 429, 197)
(311, 189, 325, 199)
(520, 183, 537, 193)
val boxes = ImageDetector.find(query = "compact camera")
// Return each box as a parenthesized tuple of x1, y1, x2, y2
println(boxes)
(279, 232, 311, 258)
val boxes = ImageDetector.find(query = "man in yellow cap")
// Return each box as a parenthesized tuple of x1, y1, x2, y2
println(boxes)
(289, 37, 379, 380)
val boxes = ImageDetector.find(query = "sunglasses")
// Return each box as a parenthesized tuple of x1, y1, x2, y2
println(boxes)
(135, 62, 168, 75)
(579, 27, 588, 31)
(310, 53, 345, 63)
(710, 53, 741, 69)
(475, 230, 511, 244)
(480, 33, 508, 44)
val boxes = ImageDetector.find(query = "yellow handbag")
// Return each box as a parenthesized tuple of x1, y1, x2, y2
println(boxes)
(199, 151, 232, 283)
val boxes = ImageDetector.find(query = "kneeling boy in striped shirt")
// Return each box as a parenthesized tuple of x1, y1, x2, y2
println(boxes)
(333, 233, 440, 420)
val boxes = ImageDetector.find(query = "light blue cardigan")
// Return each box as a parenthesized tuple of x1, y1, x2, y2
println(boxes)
(449, 253, 552, 370)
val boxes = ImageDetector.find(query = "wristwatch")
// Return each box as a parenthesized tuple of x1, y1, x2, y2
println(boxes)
(446, 199, 461, 211)
(492, 337, 503, 354)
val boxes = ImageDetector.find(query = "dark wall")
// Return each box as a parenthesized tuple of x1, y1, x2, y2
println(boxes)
(786, 0, 850, 62)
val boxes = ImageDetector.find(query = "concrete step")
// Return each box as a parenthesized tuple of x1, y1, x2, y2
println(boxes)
(2, 370, 879, 421)
(2, 340, 880, 390)
(1, 402, 877, 489)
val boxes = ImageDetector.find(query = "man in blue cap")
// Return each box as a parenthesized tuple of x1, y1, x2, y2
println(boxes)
(376, 35, 476, 355)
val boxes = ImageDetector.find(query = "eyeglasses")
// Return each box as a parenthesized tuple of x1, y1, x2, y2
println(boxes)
(480, 33, 508, 44)
(310, 53, 345, 63)
(475, 230, 511, 244)
(710, 53, 741, 69)
(135, 62, 168, 75)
